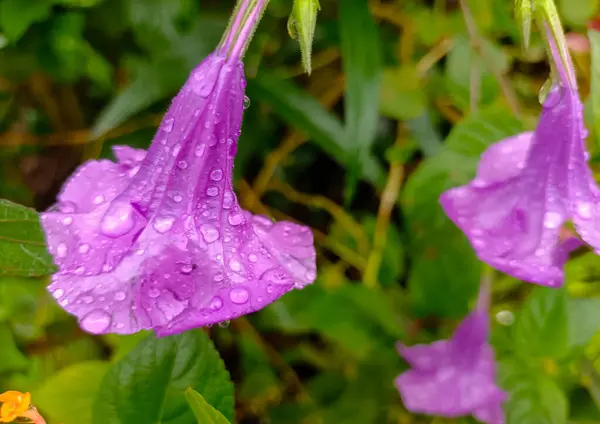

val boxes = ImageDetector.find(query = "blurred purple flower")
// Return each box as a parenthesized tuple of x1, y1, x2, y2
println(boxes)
(439, 25, 595, 287)
(41, 0, 317, 336)
(396, 282, 506, 424)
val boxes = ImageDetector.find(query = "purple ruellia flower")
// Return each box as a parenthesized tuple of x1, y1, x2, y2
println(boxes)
(439, 23, 597, 287)
(41, 0, 317, 336)
(396, 282, 506, 424)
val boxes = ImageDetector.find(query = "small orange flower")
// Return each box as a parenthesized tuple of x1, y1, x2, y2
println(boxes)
(0, 391, 31, 423)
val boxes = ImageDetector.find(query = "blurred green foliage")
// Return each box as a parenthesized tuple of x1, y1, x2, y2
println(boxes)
(2, 0, 600, 423)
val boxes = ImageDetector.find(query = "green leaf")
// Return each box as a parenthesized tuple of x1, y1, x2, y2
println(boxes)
(288, 0, 320, 74)
(589, 30, 600, 144)
(93, 330, 234, 424)
(0, 0, 53, 41)
(402, 106, 522, 317)
(567, 297, 600, 350)
(380, 66, 427, 121)
(339, 0, 382, 201)
(499, 359, 568, 424)
(0, 199, 55, 277)
(185, 388, 230, 424)
(247, 74, 385, 186)
(34, 361, 110, 424)
(513, 286, 569, 359)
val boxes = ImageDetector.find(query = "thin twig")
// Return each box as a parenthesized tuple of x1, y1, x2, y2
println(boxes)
(415, 37, 455, 76)
(240, 180, 367, 271)
(458, 0, 521, 117)
(0, 114, 163, 147)
(232, 317, 314, 405)
(267, 180, 370, 255)
(363, 126, 405, 288)
(249, 74, 345, 203)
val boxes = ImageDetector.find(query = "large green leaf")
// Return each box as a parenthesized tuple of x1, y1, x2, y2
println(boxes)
(499, 359, 568, 424)
(513, 287, 568, 359)
(34, 361, 110, 424)
(0, 200, 55, 277)
(93, 330, 234, 424)
(185, 388, 230, 424)
(402, 107, 522, 317)
(339, 0, 382, 200)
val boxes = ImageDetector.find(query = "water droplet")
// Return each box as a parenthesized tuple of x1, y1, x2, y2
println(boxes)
(114, 291, 126, 301)
(180, 264, 193, 274)
(171, 144, 181, 157)
(178, 160, 188, 169)
(218, 320, 230, 328)
(163, 118, 174, 132)
(210, 169, 223, 181)
(56, 243, 67, 258)
(59, 298, 69, 307)
(78, 244, 90, 254)
(266, 284, 273, 294)
(101, 202, 136, 237)
(213, 272, 224, 282)
(80, 310, 112, 334)
(153, 217, 175, 233)
(229, 287, 249, 304)
(60, 201, 77, 213)
(222, 191, 234, 209)
(305, 269, 317, 281)
(243, 96, 251, 109)
(228, 213, 244, 226)
(543, 211, 562, 229)
(577, 202, 593, 219)
(261, 268, 293, 285)
(53, 288, 64, 299)
(248, 253, 258, 263)
(210, 296, 223, 310)
(173, 194, 183, 203)
(206, 186, 219, 197)
(75, 266, 85, 274)
(229, 258, 242, 272)
(82, 296, 93, 304)
(148, 288, 160, 298)
(63, 217, 73, 226)
(93, 195, 105, 205)
(200, 224, 220, 243)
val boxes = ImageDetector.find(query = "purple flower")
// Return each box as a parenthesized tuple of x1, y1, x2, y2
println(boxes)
(396, 282, 506, 424)
(40, 0, 317, 336)
(439, 24, 595, 287)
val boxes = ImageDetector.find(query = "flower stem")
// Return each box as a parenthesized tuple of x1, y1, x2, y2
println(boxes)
(219, 0, 270, 62)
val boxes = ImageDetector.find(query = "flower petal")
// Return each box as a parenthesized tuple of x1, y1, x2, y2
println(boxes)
(474, 132, 532, 185)
(397, 340, 451, 371)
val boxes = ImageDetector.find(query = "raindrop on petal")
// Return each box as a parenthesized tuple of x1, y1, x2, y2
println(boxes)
(210, 169, 224, 181)
(80, 310, 112, 334)
(229, 287, 249, 304)
(163, 118, 174, 132)
(200, 224, 220, 243)
(210, 296, 223, 310)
